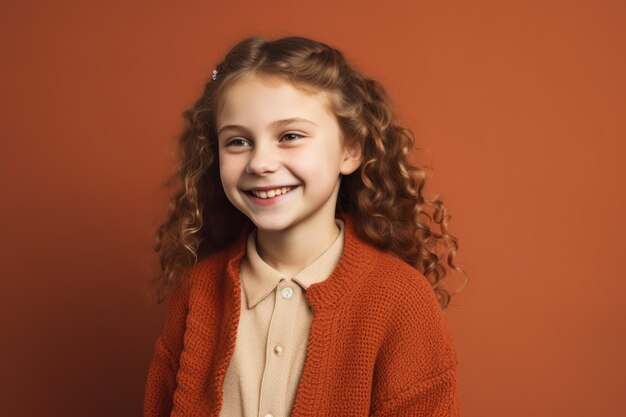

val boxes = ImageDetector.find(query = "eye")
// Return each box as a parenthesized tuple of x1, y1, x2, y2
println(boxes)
(224, 138, 250, 147)
(281, 132, 304, 142)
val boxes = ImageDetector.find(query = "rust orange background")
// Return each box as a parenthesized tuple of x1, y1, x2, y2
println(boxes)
(2, 1, 624, 416)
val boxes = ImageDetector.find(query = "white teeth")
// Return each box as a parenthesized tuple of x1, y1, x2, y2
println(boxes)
(251, 186, 296, 199)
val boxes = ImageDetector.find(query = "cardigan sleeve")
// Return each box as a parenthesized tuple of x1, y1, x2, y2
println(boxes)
(143, 276, 193, 417)
(369, 272, 462, 417)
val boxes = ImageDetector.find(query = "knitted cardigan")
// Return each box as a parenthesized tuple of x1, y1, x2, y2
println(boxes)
(144, 212, 462, 416)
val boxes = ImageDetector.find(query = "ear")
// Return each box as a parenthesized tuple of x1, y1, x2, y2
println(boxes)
(339, 139, 363, 175)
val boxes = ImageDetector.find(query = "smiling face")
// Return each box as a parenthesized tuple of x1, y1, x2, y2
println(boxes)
(215, 72, 361, 234)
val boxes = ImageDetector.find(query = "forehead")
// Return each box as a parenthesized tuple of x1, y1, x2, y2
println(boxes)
(216, 73, 334, 126)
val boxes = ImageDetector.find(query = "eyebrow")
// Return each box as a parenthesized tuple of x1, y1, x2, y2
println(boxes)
(217, 117, 318, 136)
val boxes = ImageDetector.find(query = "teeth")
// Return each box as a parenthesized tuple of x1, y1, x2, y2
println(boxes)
(251, 186, 295, 199)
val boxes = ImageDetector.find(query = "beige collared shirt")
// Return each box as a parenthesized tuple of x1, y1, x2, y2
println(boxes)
(219, 218, 345, 417)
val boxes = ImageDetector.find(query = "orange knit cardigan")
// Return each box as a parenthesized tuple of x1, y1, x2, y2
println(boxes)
(144, 212, 462, 416)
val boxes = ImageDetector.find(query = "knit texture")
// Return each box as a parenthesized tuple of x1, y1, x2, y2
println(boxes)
(144, 212, 462, 416)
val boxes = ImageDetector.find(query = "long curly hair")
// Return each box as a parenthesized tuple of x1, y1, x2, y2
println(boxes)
(148, 35, 468, 309)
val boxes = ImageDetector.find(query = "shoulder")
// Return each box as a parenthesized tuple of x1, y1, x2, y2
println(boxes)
(164, 245, 236, 308)
(359, 249, 455, 352)
(362, 249, 440, 313)
(193, 248, 230, 276)
(186, 239, 242, 287)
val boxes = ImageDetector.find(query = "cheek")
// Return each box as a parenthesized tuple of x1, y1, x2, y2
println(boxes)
(295, 148, 341, 184)
(218, 157, 239, 191)
(218, 162, 242, 207)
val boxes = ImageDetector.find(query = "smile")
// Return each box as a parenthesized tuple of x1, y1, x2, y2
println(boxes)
(248, 185, 298, 199)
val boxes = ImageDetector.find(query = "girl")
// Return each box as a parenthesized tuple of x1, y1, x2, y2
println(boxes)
(144, 35, 468, 417)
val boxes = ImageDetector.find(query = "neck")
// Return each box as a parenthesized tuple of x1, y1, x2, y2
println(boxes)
(255, 216, 341, 278)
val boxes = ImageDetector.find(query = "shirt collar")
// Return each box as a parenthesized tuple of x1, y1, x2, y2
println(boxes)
(240, 218, 345, 309)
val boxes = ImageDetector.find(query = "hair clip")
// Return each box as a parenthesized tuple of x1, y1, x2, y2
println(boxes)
(211, 69, 218, 81)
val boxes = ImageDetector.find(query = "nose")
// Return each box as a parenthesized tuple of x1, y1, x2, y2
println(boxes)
(245, 142, 280, 175)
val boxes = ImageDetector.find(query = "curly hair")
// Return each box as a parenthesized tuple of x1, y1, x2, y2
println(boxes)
(148, 35, 468, 309)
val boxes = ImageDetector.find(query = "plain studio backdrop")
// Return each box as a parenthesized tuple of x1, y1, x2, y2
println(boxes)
(1, 1, 624, 416)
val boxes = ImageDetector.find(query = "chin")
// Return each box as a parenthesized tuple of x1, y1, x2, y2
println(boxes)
(247, 214, 297, 233)
(251, 220, 291, 233)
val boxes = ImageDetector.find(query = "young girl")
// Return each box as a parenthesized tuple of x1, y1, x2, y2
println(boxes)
(144, 35, 468, 417)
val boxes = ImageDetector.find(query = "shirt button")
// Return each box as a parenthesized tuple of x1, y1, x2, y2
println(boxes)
(274, 345, 283, 355)
(280, 286, 294, 299)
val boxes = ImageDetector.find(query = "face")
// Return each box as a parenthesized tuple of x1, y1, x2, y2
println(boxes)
(216, 73, 361, 234)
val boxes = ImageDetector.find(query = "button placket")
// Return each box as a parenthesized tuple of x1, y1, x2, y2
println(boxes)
(258, 280, 301, 417)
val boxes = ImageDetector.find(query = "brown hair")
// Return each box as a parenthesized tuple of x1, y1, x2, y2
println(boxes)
(149, 35, 468, 309)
